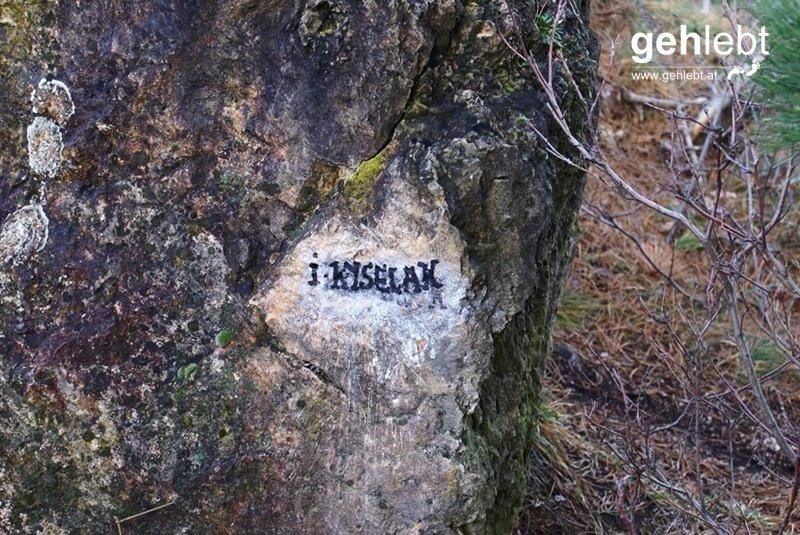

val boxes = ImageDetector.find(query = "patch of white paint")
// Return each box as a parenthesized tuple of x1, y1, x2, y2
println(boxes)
(252, 174, 488, 394)
(287, 233, 469, 383)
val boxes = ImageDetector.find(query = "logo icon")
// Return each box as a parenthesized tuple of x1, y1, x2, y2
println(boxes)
(727, 60, 761, 79)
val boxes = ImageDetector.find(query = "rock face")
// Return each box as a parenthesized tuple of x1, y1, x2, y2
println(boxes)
(0, 1, 596, 533)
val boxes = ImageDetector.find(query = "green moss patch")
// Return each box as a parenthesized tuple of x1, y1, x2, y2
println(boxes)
(215, 328, 235, 347)
(343, 149, 390, 210)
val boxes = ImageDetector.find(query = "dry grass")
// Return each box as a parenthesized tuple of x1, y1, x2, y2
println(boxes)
(517, 0, 800, 532)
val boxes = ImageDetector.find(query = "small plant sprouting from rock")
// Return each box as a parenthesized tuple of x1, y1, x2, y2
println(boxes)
(177, 363, 198, 382)
(535, 11, 564, 48)
(215, 328, 235, 348)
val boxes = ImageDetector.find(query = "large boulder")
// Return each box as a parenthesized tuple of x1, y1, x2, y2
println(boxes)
(0, 0, 596, 532)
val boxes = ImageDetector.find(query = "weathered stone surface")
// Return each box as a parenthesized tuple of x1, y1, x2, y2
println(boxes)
(0, 0, 596, 533)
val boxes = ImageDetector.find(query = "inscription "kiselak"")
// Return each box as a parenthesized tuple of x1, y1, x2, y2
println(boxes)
(307, 253, 444, 295)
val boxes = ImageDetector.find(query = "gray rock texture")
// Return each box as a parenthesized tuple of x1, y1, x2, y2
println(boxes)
(0, 0, 596, 533)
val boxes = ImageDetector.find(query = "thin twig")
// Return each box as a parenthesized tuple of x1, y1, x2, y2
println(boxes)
(779, 457, 800, 534)
(114, 500, 176, 534)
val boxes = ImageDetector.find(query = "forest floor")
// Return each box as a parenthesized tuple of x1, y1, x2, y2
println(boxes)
(517, 0, 800, 533)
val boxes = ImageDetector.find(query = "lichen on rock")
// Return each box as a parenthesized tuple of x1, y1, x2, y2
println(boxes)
(26, 116, 63, 178)
(30, 78, 75, 126)
(0, 203, 49, 265)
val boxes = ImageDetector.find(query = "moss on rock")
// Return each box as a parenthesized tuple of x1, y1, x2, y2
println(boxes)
(343, 147, 391, 212)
